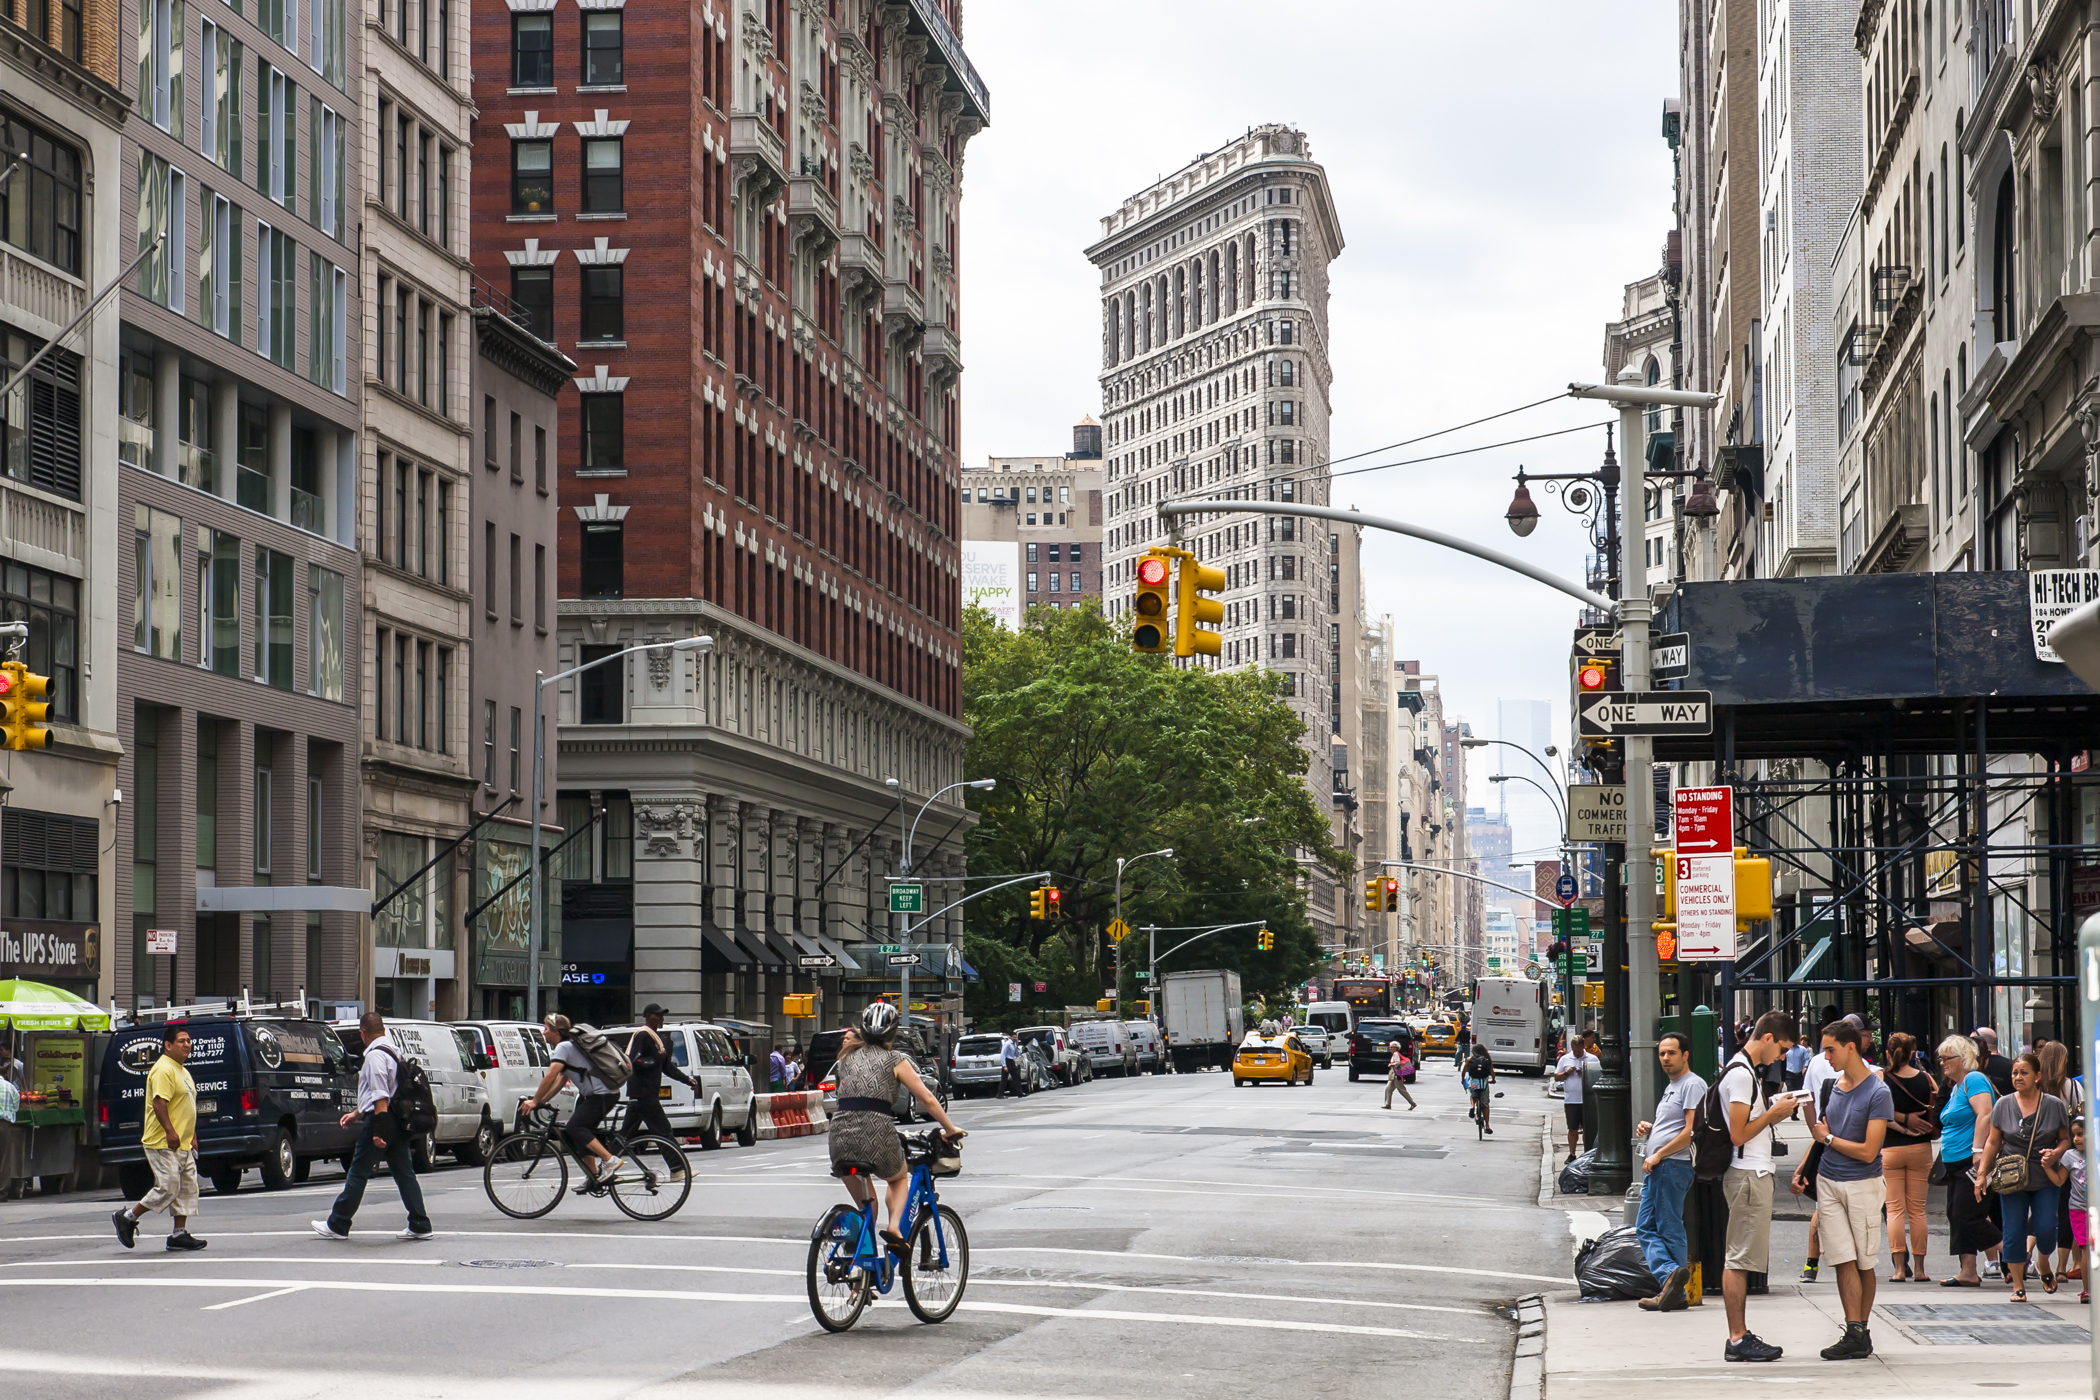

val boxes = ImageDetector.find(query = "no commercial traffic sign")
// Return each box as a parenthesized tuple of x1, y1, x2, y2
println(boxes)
(1576, 691, 1713, 737)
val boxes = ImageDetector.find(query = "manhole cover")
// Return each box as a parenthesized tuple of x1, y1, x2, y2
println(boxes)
(459, 1259, 563, 1270)
(1882, 1303, 2058, 1323)
(1911, 1324, 2093, 1346)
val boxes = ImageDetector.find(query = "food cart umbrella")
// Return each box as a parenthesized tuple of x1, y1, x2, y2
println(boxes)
(0, 979, 112, 1031)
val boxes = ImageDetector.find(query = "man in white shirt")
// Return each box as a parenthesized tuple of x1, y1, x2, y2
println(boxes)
(1552, 1034, 1597, 1160)
(313, 1013, 432, 1242)
(1718, 1010, 1804, 1364)
(1000, 1035, 1021, 1097)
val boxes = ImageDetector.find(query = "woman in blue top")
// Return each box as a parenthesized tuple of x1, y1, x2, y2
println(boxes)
(1936, 1035, 2004, 1287)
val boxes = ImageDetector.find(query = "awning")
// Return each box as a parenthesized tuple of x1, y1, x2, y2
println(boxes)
(814, 934, 862, 972)
(957, 956, 980, 984)
(735, 926, 786, 969)
(1787, 933, 1835, 983)
(700, 926, 750, 973)
(786, 930, 823, 957)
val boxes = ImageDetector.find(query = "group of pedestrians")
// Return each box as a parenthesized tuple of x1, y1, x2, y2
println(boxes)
(113, 1008, 683, 1250)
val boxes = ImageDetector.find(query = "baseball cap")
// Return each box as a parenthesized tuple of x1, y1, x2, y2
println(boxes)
(642, 1003, 667, 1016)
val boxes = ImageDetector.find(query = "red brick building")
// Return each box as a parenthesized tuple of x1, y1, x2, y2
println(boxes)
(471, 0, 987, 1029)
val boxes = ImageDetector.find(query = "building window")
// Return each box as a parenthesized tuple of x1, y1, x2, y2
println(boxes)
(582, 10, 621, 84)
(582, 138, 622, 213)
(509, 705, 522, 791)
(137, 0, 184, 135)
(133, 504, 183, 660)
(511, 266, 553, 340)
(0, 561, 79, 722)
(580, 521, 622, 598)
(308, 564, 343, 700)
(1071, 571, 1083, 591)
(580, 266, 622, 341)
(481, 698, 496, 787)
(198, 528, 239, 677)
(578, 645, 621, 724)
(512, 12, 552, 86)
(1026, 572, 1037, 593)
(508, 532, 522, 622)
(136, 155, 186, 312)
(1025, 543, 1037, 563)
(3, 809, 99, 923)
(534, 543, 546, 629)
(511, 139, 552, 214)
(580, 393, 622, 468)
(535, 426, 547, 492)
(0, 326, 83, 500)
(1070, 543, 1084, 562)
(0, 114, 84, 274)
(253, 546, 293, 689)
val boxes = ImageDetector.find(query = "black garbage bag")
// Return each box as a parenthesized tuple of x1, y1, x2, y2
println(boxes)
(1557, 1148, 1595, 1196)
(1575, 1224, 1660, 1301)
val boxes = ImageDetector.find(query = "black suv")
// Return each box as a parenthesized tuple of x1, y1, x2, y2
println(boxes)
(100, 1017, 361, 1197)
(1347, 1018, 1417, 1082)
(807, 1019, 948, 1119)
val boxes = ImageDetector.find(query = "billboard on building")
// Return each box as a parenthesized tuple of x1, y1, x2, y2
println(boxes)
(962, 541, 1022, 631)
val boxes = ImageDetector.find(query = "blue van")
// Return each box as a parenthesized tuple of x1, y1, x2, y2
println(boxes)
(99, 1017, 361, 1197)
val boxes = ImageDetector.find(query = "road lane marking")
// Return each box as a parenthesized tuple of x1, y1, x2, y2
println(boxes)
(202, 1284, 309, 1310)
(975, 1246, 1571, 1284)
(952, 1300, 1468, 1341)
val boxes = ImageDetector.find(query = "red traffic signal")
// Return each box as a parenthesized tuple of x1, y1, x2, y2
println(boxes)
(1046, 887, 1061, 917)
(1381, 877, 1399, 912)
(1136, 556, 1168, 587)
(1577, 660, 1610, 691)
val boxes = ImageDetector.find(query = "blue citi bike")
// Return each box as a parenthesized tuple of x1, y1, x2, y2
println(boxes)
(806, 1127, 968, 1330)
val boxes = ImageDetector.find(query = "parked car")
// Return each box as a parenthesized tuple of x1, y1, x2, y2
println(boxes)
(951, 1033, 1009, 1097)
(1067, 1018, 1138, 1077)
(1121, 1020, 1165, 1073)
(453, 1020, 575, 1136)
(1293, 1024, 1335, 1069)
(334, 1019, 494, 1171)
(1015, 1025, 1090, 1085)
(605, 1020, 756, 1148)
(100, 1016, 361, 1198)
(809, 1019, 949, 1120)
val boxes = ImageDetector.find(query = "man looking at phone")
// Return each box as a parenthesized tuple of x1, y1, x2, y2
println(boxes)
(1796, 1019, 1891, 1360)
(1719, 1010, 1802, 1364)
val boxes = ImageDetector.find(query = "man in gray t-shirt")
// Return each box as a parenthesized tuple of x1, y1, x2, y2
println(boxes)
(1799, 1021, 1891, 1360)
(1635, 1032, 1707, 1308)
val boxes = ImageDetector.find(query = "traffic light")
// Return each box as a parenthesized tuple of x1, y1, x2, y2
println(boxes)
(1654, 924, 1677, 962)
(1173, 555, 1226, 658)
(1256, 927, 1273, 951)
(0, 662, 49, 751)
(1132, 552, 1172, 653)
(1363, 878, 1379, 913)
(781, 994, 816, 1017)
(1575, 654, 1620, 693)
(1046, 886, 1062, 919)
(1382, 877, 1399, 912)
(1029, 887, 1047, 921)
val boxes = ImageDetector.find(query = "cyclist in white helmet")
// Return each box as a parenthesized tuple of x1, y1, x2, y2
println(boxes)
(829, 1003, 966, 1249)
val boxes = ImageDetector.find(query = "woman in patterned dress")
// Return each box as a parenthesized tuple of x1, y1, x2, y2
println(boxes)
(830, 1002, 965, 1248)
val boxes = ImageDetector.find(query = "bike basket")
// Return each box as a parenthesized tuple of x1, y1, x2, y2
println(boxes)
(929, 1142, 962, 1177)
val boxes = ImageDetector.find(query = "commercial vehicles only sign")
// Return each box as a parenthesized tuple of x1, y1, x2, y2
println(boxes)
(1674, 785, 1735, 961)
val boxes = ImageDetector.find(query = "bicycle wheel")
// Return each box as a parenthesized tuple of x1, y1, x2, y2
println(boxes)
(608, 1135, 693, 1221)
(902, 1202, 970, 1323)
(485, 1133, 568, 1219)
(808, 1205, 873, 1332)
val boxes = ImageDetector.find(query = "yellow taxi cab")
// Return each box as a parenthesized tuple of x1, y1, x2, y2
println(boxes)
(1233, 1029, 1313, 1086)
(1418, 1020, 1459, 1055)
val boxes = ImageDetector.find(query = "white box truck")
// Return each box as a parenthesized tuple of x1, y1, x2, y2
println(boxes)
(1160, 969, 1244, 1073)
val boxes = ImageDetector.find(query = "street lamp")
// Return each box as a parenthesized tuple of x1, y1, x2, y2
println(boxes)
(526, 634, 712, 1025)
(1116, 847, 1174, 1013)
(885, 775, 997, 1020)
(1488, 772, 1567, 826)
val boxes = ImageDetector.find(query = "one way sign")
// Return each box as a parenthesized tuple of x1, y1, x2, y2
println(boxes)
(1577, 691, 1714, 736)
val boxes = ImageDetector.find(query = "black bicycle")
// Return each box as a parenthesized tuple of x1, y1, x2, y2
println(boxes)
(484, 1103, 692, 1222)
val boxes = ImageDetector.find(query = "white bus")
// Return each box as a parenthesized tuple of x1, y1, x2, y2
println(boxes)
(1469, 976, 1550, 1073)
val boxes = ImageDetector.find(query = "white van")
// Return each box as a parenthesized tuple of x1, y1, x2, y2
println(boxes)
(455, 1020, 574, 1138)
(1121, 1020, 1164, 1074)
(334, 1019, 494, 1169)
(604, 1021, 756, 1149)
(1302, 1000, 1354, 1046)
(1067, 1019, 1137, 1077)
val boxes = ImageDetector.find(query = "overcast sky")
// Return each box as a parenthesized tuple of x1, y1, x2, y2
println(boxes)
(955, 2, 1680, 864)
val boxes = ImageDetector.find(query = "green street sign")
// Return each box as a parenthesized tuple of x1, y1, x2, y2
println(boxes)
(889, 883, 924, 914)
(1571, 951, 1589, 975)
(1551, 907, 1591, 940)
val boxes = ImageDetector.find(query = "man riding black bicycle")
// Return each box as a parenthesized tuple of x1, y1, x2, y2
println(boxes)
(1462, 1043, 1498, 1135)
(520, 1015, 624, 1192)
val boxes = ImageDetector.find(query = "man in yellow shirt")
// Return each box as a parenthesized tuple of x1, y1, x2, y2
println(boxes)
(112, 1027, 206, 1251)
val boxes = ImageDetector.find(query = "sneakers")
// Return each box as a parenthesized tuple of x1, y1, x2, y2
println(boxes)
(166, 1230, 207, 1252)
(397, 1227, 434, 1241)
(111, 1208, 138, 1250)
(1725, 1332, 1784, 1363)
(601, 1156, 625, 1179)
(1820, 1324, 1873, 1361)
(310, 1220, 349, 1241)
(1801, 1259, 1820, 1283)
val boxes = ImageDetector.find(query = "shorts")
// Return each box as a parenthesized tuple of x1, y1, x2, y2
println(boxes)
(1721, 1167, 1774, 1273)
(1563, 1103, 1584, 1131)
(2072, 1205, 2092, 1250)
(1813, 1174, 1887, 1270)
(139, 1145, 200, 1218)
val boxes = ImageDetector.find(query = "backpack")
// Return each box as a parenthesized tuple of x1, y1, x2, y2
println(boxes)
(372, 1045, 438, 1136)
(1692, 1056, 1760, 1181)
(569, 1023, 632, 1091)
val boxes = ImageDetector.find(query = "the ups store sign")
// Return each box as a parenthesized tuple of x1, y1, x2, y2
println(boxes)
(0, 922, 98, 977)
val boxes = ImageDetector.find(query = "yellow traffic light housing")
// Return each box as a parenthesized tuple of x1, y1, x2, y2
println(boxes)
(1256, 927, 1273, 951)
(1382, 877, 1399, 913)
(1095, 998, 1113, 1012)
(1029, 888, 1047, 921)
(1363, 878, 1379, 913)
(781, 994, 816, 1017)
(1173, 555, 1225, 658)
(1046, 887, 1062, 919)
(1132, 552, 1172, 653)
(0, 662, 49, 751)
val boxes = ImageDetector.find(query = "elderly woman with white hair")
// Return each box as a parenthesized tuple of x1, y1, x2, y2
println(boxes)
(1935, 1035, 2005, 1287)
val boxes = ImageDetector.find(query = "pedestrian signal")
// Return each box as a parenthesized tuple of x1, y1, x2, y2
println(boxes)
(1132, 553, 1172, 653)
(1173, 555, 1226, 658)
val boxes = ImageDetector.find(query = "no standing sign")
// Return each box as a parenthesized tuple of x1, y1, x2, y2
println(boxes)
(1674, 785, 1736, 961)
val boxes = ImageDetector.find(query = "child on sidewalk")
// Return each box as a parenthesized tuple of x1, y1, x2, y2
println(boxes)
(2056, 1117, 2089, 1305)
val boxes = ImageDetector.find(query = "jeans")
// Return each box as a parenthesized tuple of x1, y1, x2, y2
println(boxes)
(327, 1116, 429, 1236)
(1999, 1184, 2061, 1266)
(1636, 1156, 1694, 1281)
(624, 1090, 687, 1169)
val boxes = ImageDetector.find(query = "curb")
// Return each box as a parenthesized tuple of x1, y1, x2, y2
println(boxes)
(1509, 1292, 1545, 1400)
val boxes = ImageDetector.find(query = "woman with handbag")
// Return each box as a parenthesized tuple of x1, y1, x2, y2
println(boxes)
(1936, 1036, 2003, 1287)
(1880, 1033, 1939, 1282)
(1973, 1051, 2074, 1301)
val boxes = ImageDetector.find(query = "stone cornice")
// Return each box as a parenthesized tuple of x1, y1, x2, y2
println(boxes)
(474, 305, 577, 397)
(0, 23, 129, 128)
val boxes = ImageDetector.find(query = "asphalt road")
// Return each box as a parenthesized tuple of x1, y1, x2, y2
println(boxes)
(0, 1054, 1576, 1398)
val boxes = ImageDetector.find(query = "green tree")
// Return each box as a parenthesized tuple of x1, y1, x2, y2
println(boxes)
(958, 601, 1346, 1024)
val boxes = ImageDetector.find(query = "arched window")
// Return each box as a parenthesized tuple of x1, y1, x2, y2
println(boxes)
(1107, 301, 1120, 366)
(1991, 171, 2016, 344)
(1644, 357, 1661, 435)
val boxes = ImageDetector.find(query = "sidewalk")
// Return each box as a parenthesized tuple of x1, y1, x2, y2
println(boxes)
(1531, 1117, 2096, 1398)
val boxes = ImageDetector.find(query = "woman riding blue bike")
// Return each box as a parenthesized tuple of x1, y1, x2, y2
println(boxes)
(831, 1002, 965, 1248)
